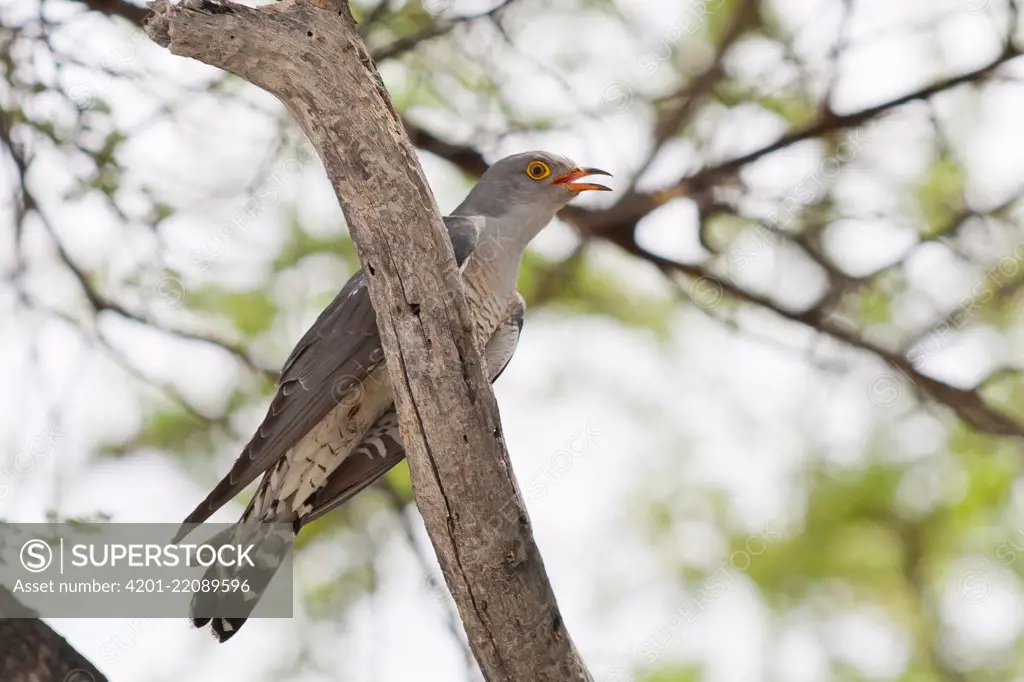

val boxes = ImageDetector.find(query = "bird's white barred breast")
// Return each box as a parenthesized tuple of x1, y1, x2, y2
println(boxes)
(274, 364, 396, 514)
(463, 269, 509, 348)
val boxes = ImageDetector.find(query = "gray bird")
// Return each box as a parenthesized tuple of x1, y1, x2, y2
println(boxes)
(177, 151, 611, 641)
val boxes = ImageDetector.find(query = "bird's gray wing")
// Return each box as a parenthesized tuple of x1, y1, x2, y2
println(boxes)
(298, 294, 525, 527)
(180, 216, 483, 527)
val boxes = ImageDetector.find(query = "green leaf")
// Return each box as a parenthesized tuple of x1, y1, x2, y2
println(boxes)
(980, 368, 1024, 424)
(190, 286, 278, 336)
(916, 155, 965, 238)
(641, 663, 704, 682)
(101, 405, 215, 459)
(856, 286, 892, 327)
(384, 461, 414, 503)
(273, 211, 359, 272)
(755, 92, 819, 128)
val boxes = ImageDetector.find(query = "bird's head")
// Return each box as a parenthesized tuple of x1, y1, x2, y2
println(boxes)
(455, 151, 612, 221)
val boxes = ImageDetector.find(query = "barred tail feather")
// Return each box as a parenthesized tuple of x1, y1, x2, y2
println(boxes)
(189, 523, 292, 642)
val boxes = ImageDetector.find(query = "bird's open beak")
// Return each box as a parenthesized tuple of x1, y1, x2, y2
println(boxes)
(552, 167, 613, 192)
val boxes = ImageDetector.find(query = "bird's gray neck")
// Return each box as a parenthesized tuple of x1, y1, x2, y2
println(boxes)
(453, 196, 560, 296)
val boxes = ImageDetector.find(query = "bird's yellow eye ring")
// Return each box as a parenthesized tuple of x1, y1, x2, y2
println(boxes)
(526, 161, 551, 180)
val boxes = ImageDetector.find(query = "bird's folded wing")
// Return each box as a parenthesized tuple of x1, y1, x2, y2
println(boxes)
(179, 215, 484, 528)
(298, 293, 525, 526)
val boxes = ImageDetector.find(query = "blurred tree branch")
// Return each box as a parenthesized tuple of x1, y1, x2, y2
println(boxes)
(0, 103, 274, 380)
(76, 0, 148, 25)
(39, 0, 1024, 441)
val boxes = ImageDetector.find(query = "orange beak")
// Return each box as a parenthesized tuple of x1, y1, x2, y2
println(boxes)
(552, 167, 613, 192)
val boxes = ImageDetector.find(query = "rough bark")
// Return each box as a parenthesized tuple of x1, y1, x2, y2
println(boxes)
(0, 587, 109, 682)
(144, 1, 592, 680)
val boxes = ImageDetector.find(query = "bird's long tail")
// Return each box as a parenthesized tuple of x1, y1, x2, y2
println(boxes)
(188, 521, 294, 642)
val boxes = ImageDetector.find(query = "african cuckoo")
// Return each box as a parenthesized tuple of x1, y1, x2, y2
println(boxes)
(176, 151, 611, 641)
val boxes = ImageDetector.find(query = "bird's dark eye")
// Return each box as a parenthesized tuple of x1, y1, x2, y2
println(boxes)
(526, 161, 551, 180)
